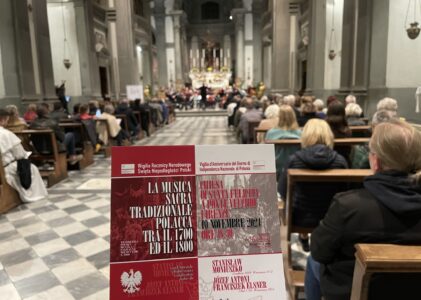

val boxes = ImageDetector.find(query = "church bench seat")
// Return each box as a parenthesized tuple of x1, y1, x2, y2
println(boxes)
(0, 152, 22, 213)
(14, 129, 68, 188)
(282, 168, 373, 300)
(351, 243, 421, 300)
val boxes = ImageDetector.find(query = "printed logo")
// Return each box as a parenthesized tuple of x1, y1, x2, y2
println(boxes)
(121, 164, 135, 174)
(253, 160, 266, 170)
(121, 269, 142, 294)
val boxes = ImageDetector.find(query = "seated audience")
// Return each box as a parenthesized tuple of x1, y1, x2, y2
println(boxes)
(377, 97, 398, 117)
(23, 104, 37, 122)
(238, 97, 263, 143)
(49, 101, 69, 122)
(0, 109, 47, 202)
(326, 100, 352, 163)
(115, 99, 139, 136)
(279, 119, 348, 251)
(88, 100, 100, 116)
(256, 103, 279, 143)
(5, 105, 27, 132)
(345, 103, 365, 126)
(30, 105, 82, 164)
(314, 99, 326, 119)
(351, 110, 395, 169)
(131, 99, 151, 137)
(266, 105, 302, 178)
(282, 94, 300, 120)
(297, 98, 318, 127)
(345, 94, 356, 106)
(97, 104, 129, 146)
(308, 119, 421, 300)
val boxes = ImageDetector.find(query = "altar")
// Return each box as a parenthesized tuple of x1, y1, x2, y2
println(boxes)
(189, 69, 232, 89)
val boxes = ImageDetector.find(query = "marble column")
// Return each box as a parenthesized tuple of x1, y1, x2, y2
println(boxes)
(252, 1, 263, 83)
(340, 0, 372, 94)
(223, 35, 232, 69)
(232, 9, 246, 85)
(153, 1, 167, 88)
(12, 0, 56, 103)
(271, 0, 290, 93)
(0, 0, 21, 104)
(106, 1, 119, 98)
(306, 0, 327, 95)
(113, 0, 138, 97)
(171, 11, 184, 84)
(142, 45, 152, 87)
(74, 0, 102, 100)
(191, 36, 199, 69)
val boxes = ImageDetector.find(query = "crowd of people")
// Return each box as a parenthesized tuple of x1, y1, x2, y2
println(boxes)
(1, 85, 420, 299)
(0, 97, 174, 204)
(224, 90, 421, 299)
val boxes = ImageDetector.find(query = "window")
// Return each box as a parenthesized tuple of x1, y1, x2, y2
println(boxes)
(201, 2, 220, 20)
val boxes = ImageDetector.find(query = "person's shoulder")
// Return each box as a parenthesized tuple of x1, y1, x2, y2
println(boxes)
(334, 188, 375, 208)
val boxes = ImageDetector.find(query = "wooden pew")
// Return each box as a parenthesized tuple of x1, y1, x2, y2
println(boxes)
(0, 152, 22, 213)
(282, 169, 373, 300)
(351, 244, 421, 300)
(15, 129, 68, 188)
(267, 137, 370, 146)
(59, 123, 94, 169)
(95, 119, 113, 158)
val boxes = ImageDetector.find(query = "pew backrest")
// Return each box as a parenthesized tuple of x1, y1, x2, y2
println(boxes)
(351, 244, 421, 300)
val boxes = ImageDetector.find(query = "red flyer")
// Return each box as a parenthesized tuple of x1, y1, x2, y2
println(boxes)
(110, 145, 286, 300)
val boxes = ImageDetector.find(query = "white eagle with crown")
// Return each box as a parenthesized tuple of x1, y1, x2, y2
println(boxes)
(121, 269, 142, 294)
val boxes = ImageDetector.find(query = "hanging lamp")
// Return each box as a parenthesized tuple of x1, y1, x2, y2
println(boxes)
(405, 0, 421, 39)
(328, 0, 337, 60)
(61, 0, 72, 69)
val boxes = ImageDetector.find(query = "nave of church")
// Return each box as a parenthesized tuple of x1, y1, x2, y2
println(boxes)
(0, 115, 240, 300)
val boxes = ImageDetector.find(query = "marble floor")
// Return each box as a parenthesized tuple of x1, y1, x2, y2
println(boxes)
(0, 116, 238, 300)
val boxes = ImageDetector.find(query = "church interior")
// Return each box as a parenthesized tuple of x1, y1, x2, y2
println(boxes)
(0, 0, 421, 299)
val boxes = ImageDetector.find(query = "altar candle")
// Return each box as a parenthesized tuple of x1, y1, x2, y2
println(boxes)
(202, 49, 205, 57)
(227, 48, 230, 58)
(190, 49, 193, 59)
(196, 49, 199, 60)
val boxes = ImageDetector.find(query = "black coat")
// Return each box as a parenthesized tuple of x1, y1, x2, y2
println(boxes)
(279, 144, 348, 227)
(311, 171, 421, 300)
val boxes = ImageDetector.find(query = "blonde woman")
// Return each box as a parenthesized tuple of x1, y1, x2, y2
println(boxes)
(266, 105, 302, 178)
(5, 105, 27, 132)
(309, 119, 421, 300)
(279, 119, 348, 251)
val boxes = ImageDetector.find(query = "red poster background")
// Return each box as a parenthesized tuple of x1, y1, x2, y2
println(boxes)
(110, 258, 199, 300)
(111, 176, 197, 262)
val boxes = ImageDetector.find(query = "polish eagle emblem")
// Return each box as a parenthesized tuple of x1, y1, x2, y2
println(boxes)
(121, 269, 142, 294)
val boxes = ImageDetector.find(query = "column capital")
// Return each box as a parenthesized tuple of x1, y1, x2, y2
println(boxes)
(231, 8, 247, 28)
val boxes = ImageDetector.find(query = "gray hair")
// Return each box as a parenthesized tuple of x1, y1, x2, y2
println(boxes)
(345, 94, 356, 105)
(345, 103, 363, 117)
(104, 104, 115, 114)
(313, 99, 324, 112)
(377, 97, 398, 115)
(282, 94, 296, 106)
(372, 110, 395, 126)
(264, 104, 280, 119)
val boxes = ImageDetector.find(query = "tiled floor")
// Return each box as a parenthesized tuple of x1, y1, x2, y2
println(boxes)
(0, 116, 237, 300)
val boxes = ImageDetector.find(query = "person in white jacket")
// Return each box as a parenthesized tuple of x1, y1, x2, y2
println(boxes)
(0, 109, 47, 202)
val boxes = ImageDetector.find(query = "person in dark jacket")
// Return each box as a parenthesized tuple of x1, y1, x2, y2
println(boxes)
(326, 100, 352, 164)
(115, 99, 139, 137)
(30, 105, 82, 164)
(307, 119, 421, 300)
(297, 98, 319, 127)
(279, 119, 348, 251)
(49, 101, 69, 122)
